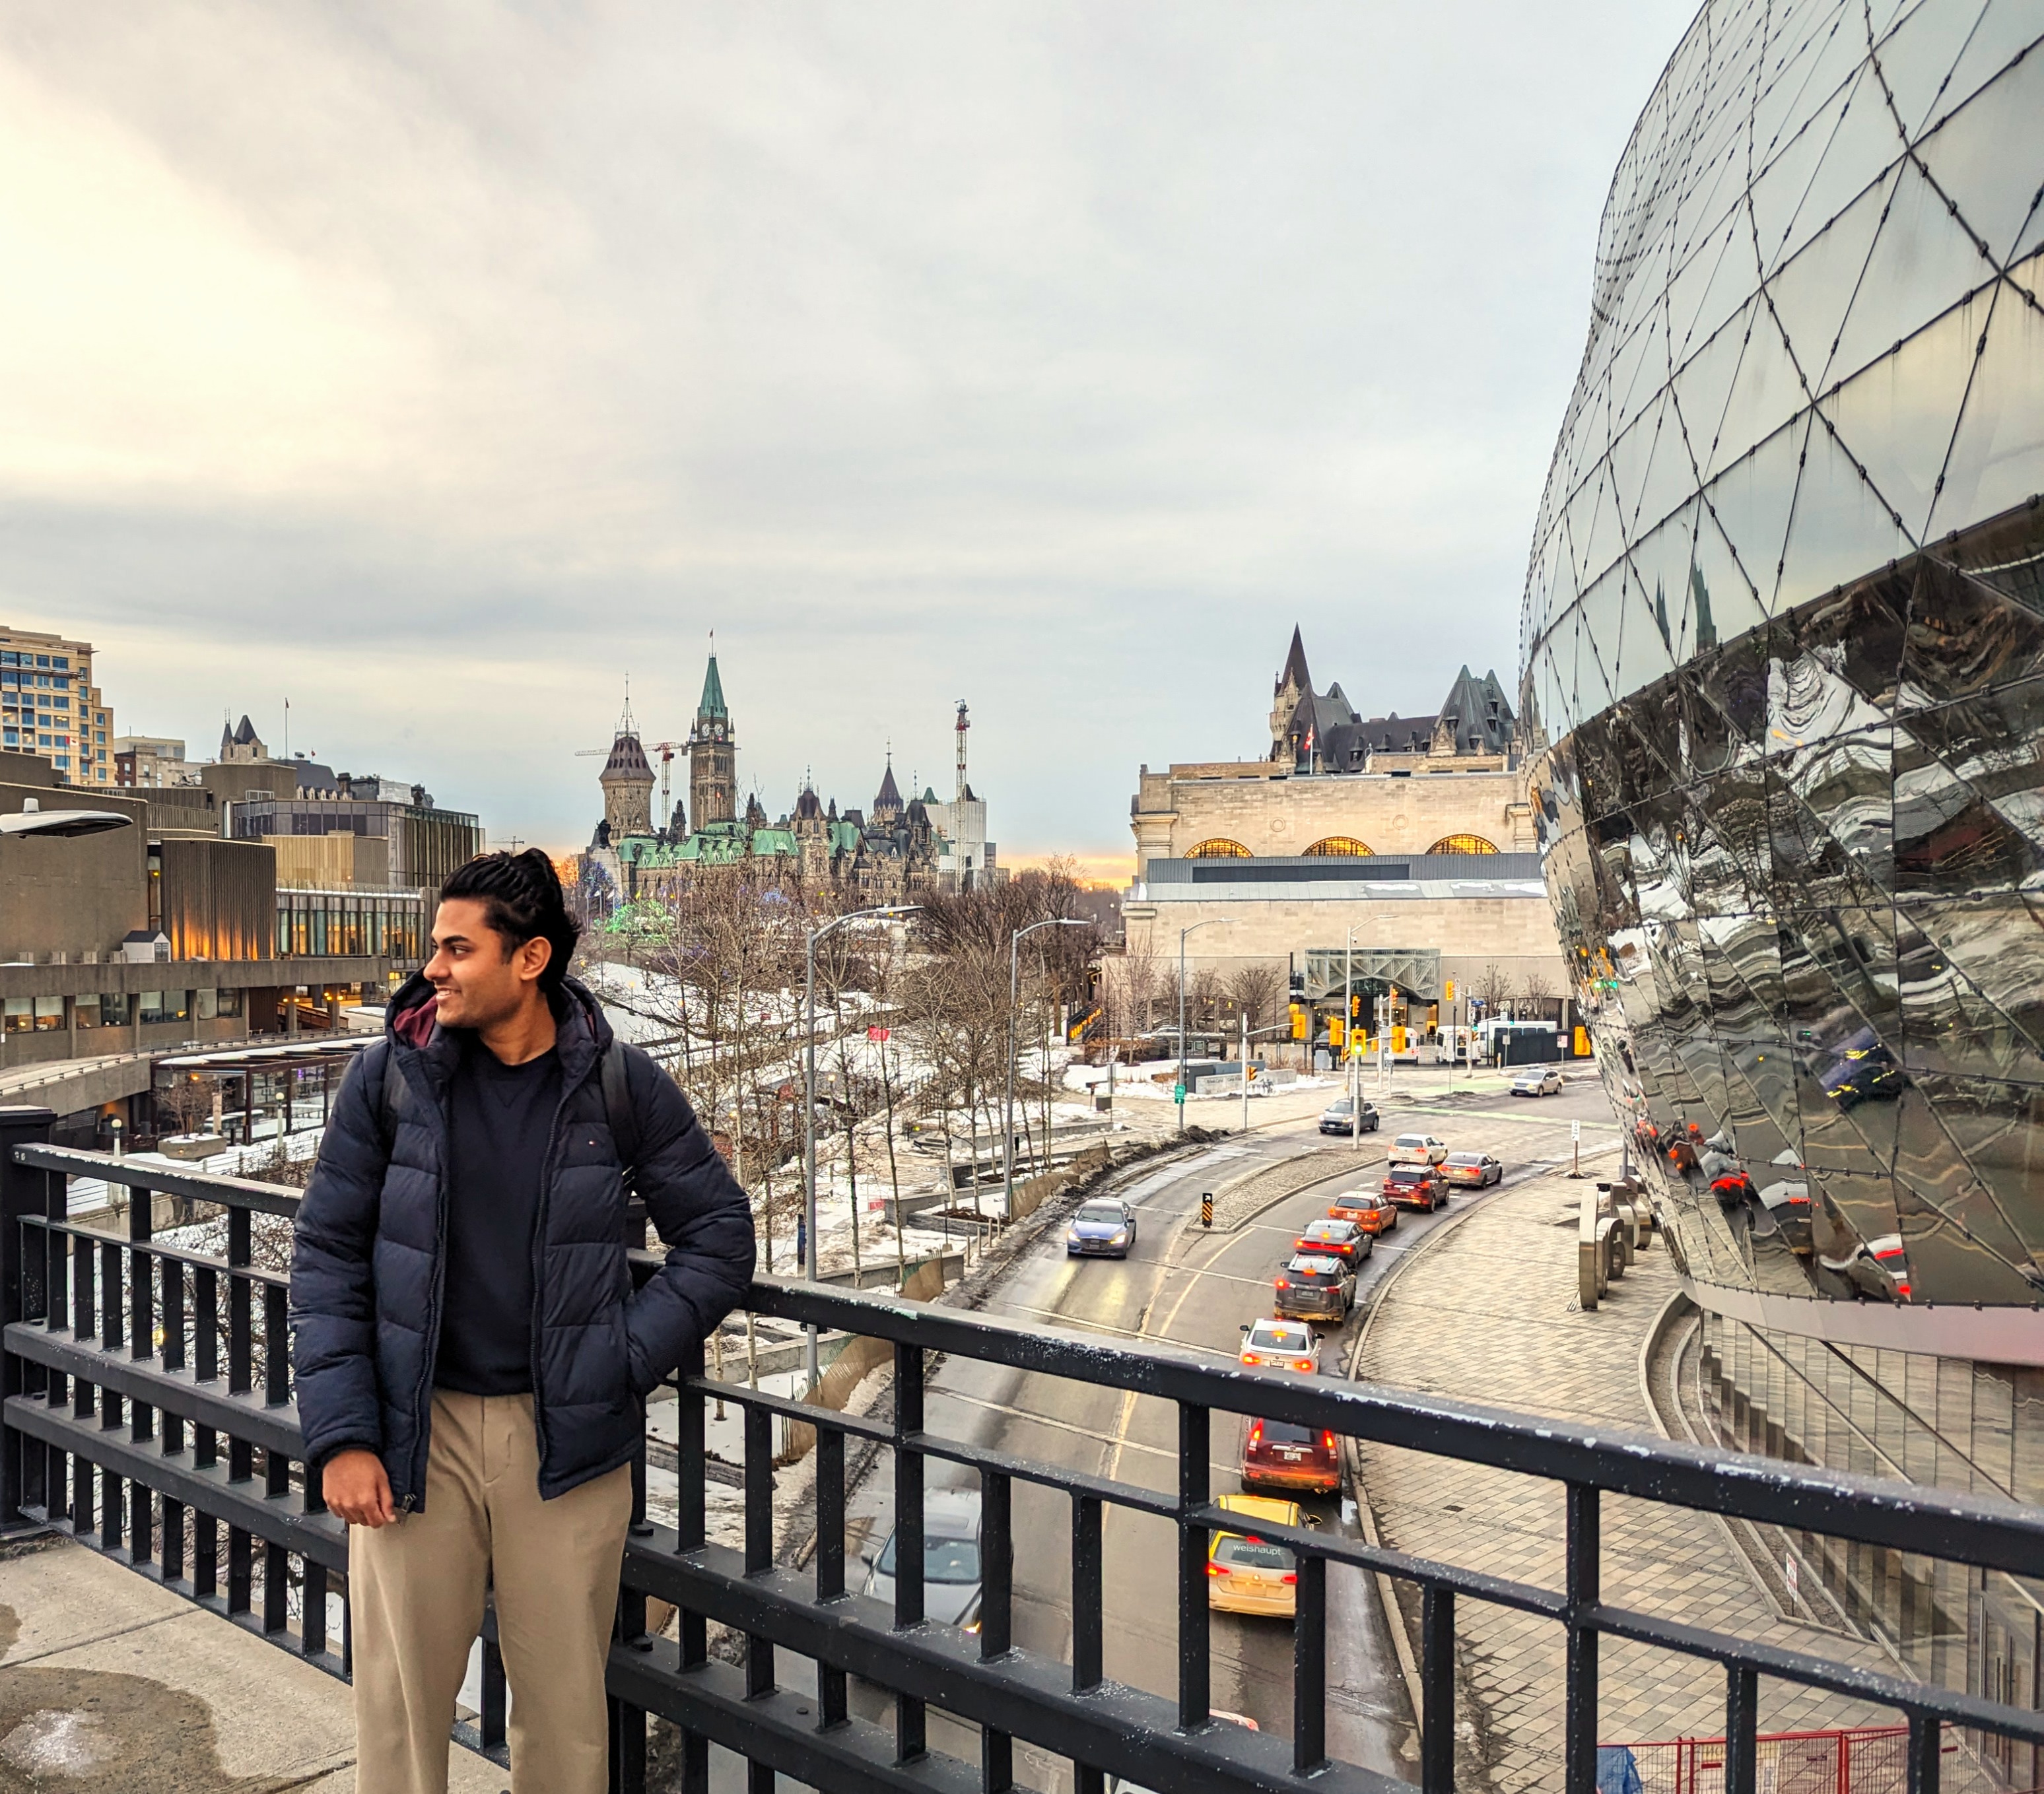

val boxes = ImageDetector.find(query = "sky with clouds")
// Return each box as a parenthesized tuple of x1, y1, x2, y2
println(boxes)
(0, 1, 1695, 871)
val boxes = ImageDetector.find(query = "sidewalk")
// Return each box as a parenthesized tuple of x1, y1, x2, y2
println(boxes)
(0, 1536, 504, 1793)
(1351, 1171, 1897, 1791)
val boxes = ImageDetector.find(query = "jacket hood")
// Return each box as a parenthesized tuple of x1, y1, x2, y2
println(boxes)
(386, 971, 614, 1067)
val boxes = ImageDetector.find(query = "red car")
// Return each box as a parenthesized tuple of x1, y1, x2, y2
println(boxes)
(1241, 1416, 1341, 1496)
(1382, 1164, 1448, 1212)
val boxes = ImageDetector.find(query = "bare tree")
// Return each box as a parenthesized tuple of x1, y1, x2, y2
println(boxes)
(1517, 965, 1556, 1013)
(1223, 962, 1287, 1035)
(1475, 961, 1514, 1013)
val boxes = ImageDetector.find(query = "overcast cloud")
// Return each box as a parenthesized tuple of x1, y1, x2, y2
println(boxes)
(0, 2, 1694, 868)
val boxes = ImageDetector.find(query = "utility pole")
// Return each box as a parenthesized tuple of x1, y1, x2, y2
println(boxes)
(1240, 1009, 1249, 1134)
(1176, 921, 1220, 1134)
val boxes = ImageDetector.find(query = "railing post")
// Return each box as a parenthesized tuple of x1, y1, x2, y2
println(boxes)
(1421, 1584, 1455, 1793)
(1565, 1481, 1599, 1794)
(1723, 1664, 1757, 1794)
(0, 1108, 56, 1530)
(1177, 1401, 1210, 1731)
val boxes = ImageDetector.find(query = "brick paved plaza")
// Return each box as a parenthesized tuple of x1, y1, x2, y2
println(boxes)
(1353, 1168, 1899, 1791)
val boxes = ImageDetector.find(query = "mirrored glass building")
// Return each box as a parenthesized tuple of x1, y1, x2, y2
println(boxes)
(1520, 0, 2044, 1724)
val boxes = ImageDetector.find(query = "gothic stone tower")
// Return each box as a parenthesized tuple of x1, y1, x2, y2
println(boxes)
(600, 716, 656, 839)
(689, 644, 736, 827)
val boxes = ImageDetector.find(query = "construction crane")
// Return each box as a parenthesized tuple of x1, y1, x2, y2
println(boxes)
(574, 740, 685, 831)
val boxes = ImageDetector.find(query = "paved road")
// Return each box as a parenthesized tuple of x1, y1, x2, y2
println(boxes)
(838, 1071, 1621, 1786)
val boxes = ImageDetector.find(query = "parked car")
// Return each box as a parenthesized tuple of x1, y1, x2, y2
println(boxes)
(1510, 1068, 1563, 1097)
(1318, 1096, 1380, 1136)
(1386, 1133, 1448, 1166)
(1440, 1151, 1503, 1189)
(1240, 1415, 1341, 1496)
(1328, 1187, 1399, 1236)
(1293, 1216, 1371, 1267)
(1239, 1317, 1320, 1374)
(1205, 1494, 1318, 1618)
(1065, 1197, 1138, 1258)
(1273, 1253, 1355, 1323)
(860, 1488, 984, 1628)
(1382, 1164, 1448, 1212)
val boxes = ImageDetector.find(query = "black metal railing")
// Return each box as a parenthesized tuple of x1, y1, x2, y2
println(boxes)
(5, 1117, 2043, 1794)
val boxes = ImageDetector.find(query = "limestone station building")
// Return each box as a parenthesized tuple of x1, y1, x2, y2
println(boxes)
(1123, 629, 1569, 1045)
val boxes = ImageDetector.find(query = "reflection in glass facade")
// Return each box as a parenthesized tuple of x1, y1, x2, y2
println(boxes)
(1522, 0, 2044, 1344)
(1522, 0, 2044, 1748)
(1520, 1, 2044, 1746)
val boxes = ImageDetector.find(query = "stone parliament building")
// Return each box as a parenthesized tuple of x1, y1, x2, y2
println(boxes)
(1123, 628, 1568, 1029)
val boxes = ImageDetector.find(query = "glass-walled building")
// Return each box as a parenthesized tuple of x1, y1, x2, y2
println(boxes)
(275, 886, 428, 968)
(1519, 0, 2044, 1760)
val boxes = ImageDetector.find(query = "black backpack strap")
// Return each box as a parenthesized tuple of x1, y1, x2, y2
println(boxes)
(371, 1040, 409, 1152)
(601, 1041, 642, 1188)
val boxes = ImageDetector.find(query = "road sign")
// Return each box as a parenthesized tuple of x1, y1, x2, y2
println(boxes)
(1572, 1119, 1582, 1141)
(1173, 1083, 1186, 1102)
(1200, 1193, 1213, 1228)
(867, 1026, 891, 1042)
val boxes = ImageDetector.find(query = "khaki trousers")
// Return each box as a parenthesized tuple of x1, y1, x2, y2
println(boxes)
(349, 1390, 632, 1794)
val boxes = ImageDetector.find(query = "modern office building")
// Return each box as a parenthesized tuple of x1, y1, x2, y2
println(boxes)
(1521, 0, 2044, 1739)
(0, 624, 115, 786)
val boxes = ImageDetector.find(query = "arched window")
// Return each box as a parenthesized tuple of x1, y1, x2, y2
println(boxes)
(1303, 836, 1373, 857)
(1185, 838, 1252, 859)
(1427, 833, 1499, 855)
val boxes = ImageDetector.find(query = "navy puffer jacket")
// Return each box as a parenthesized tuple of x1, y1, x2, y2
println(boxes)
(289, 974, 755, 1506)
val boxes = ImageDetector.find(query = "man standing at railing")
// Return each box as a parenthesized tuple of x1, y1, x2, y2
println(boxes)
(289, 849, 755, 1794)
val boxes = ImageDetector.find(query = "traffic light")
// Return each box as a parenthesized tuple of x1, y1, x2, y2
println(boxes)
(1445, 978, 1456, 1001)
(1349, 993, 1361, 1018)
(1290, 1003, 1307, 1040)
(1329, 1016, 1346, 1048)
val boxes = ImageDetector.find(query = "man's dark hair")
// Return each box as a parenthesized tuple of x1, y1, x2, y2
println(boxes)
(440, 849, 580, 993)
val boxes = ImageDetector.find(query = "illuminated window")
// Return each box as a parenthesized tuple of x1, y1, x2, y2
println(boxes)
(1427, 833, 1499, 855)
(1184, 838, 1252, 859)
(1302, 836, 1373, 857)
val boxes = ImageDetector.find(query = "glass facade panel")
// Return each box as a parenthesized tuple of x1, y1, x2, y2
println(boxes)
(1523, 0, 2044, 1727)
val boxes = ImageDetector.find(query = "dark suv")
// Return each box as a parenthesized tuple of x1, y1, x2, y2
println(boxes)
(1273, 1253, 1355, 1323)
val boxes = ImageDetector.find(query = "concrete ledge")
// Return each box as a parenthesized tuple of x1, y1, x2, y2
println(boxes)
(0, 1535, 504, 1793)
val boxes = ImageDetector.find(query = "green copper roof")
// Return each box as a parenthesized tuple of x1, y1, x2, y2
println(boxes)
(698, 652, 728, 720)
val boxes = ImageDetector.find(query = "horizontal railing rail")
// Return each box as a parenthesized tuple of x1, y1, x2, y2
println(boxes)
(3, 1129, 2039, 1794)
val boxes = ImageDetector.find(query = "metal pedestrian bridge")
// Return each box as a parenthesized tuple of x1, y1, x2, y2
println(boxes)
(2, 1113, 2039, 1794)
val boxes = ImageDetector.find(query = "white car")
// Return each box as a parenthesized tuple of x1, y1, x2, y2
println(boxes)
(1386, 1133, 1448, 1166)
(1238, 1317, 1320, 1374)
(1510, 1068, 1564, 1097)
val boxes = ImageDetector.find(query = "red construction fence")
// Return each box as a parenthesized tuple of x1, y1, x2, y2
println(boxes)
(1598, 1725, 1966, 1794)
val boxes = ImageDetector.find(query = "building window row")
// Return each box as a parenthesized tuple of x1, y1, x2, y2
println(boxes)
(0, 651, 73, 671)
(1, 988, 245, 1032)
(1182, 833, 1500, 859)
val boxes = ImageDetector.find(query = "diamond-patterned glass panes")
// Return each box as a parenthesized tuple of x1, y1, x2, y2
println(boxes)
(1520, 0, 2044, 1329)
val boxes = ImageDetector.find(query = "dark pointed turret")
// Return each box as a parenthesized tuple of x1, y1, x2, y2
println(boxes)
(1276, 625, 1311, 699)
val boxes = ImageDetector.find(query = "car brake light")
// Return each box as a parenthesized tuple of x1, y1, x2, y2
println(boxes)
(1292, 1358, 1313, 1372)
(1281, 1573, 1298, 1585)
(1275, 1278, 1289, 1289)
(1243, 1352, 1260, 1365)
(1207, 1562, 1229, 1577)
(1321, 1431, 1336, 1454)
(1248, 1421, 1264, 1447)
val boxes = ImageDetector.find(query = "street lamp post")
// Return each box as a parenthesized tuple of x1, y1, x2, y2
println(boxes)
(1176, 921, 1220, 1134)
(1345, 924, 1361, 1151)
(1005, 917, 1087, 1214)
(805, 902, 920, 1390)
